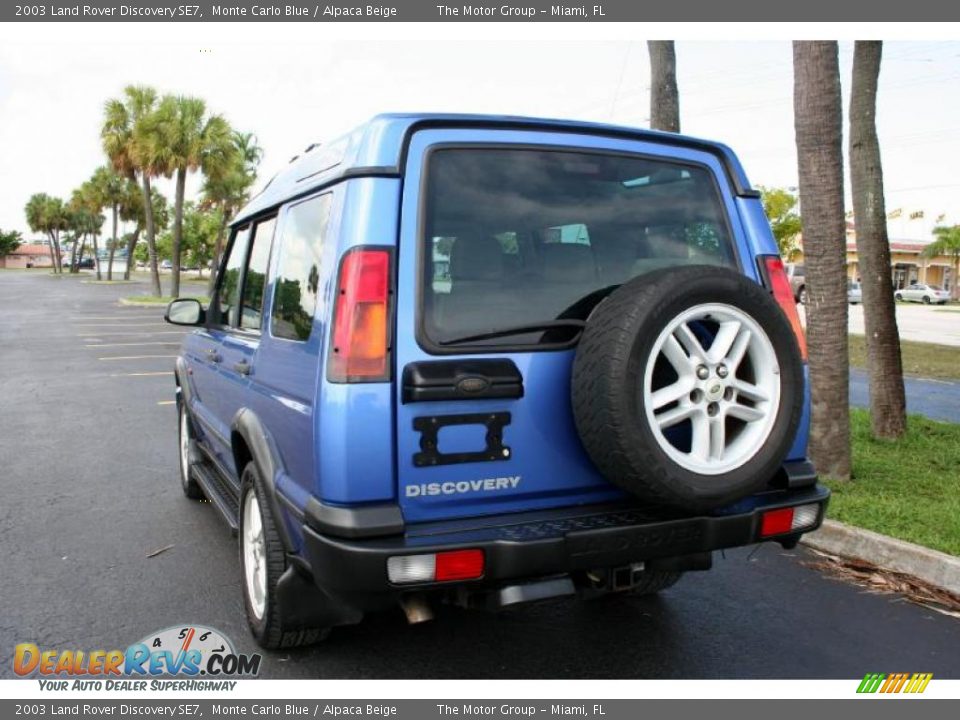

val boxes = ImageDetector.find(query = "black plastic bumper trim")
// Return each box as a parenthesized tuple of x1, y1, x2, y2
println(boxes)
(301, 485, 829, 604)
(304, 497, 406, 539)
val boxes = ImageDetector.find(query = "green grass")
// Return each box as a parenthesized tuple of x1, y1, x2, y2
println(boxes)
(823, 409, 960, 556)
(848, 334, 960, 381)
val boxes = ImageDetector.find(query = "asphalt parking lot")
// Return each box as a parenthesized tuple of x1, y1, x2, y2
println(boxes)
(1, 271, 958, 680)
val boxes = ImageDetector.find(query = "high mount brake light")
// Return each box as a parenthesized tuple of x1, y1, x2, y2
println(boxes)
(328, 248, 391, 383)
(760, 256, 807, 361)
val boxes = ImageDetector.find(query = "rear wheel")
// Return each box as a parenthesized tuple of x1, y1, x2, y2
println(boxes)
(178, 401, 204, 500)
(239, 462, 329, 649)
(895, 292, 903, 301)
(923, 295, 931, 304)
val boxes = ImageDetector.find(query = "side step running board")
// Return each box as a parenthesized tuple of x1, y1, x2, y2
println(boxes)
(191, 461, 240, 534)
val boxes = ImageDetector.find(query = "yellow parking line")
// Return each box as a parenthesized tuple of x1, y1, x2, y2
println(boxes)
(76, 323, 168, 328)
(98, 355, 178, 361)
(86, 341, 181, 348)
(111, 371, 175, 377)
(156, 400, 176, 406)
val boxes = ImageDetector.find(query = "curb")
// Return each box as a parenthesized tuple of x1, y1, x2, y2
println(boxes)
(802, 519, 960, 595)
(118, 298, 168, 307)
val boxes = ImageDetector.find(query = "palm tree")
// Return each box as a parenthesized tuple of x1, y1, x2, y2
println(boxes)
(154, 95, 234, 298)
(793, 41, 850, 481)
(89, 167, 126, 281)
(849, 41, 906, 440)
(70, 182, 106, 280)
(648, 41, 680, 132)
(201, 130, 263, 294)
(923, 225, 960, 299)
(119, 184, 169, 281)
(102, 85, 165, 297)
(24, 193, 69, 272)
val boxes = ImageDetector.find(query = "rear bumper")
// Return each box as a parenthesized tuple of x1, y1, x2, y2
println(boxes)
(300, 484, 830, 607)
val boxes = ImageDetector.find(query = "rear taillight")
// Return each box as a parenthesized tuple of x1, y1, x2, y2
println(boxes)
(387, 549, 485, 584)
(760, 256, 807, 361)
(328, 248, 391, 382)
(759, 503, 820, 538)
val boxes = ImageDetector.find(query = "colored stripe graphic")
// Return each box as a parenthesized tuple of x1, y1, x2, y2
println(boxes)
(857, 672, 932, 694)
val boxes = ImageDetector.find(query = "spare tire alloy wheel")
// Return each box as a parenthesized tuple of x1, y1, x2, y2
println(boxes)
(572, 266, 803, 511)
(645, 303, 780, 475)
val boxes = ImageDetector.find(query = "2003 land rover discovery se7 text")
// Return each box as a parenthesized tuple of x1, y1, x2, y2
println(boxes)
(165, 113, 829, 649)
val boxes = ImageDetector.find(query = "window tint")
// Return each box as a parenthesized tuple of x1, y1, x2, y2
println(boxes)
(271, 194, 332, 341)
(421, 148, 736, 347)
(214, 226, 251, 326)
(240, 218, 276, 330)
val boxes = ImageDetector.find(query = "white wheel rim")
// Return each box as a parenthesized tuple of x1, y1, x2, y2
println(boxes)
(242, 491, 267, 620)
(179, 407, 190, 481)
(643, 303, 782, 476)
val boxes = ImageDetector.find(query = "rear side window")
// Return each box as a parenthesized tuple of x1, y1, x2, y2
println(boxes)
(270, 193, 332, 341)
(421, 147, 737, 348)
(240, 217, 276, 330)
(213, 225, 251, 327)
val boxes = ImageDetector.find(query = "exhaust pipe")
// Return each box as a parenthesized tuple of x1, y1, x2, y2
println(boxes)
(399, 594, 434, 624)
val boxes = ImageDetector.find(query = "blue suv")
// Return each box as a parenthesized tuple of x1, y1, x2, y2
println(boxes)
(165, 114, 829, 649)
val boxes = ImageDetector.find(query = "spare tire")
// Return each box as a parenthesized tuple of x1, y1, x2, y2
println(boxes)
(571, 265, 803, 511)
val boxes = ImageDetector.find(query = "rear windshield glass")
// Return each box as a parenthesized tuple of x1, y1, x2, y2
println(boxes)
(421, 147, 737, 347)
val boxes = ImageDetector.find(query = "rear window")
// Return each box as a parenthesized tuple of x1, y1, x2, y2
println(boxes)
(421, 147, 737, 348)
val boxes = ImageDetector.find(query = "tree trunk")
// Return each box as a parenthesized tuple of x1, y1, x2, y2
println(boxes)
(92, 232, 102, 281)
(208, 208, 229, 296)
(46, 232, 57, 271)
(108, 203, 117, 281)
(648, 41, 680, 133)
(849, 41, 906, 440)
(124, 228, 140, 281)
(53, 229, 63, 273)
(68, 235, 79, 273)
(77, 236, 86, 265)
(140, 174, 162, 297)
(171, 168, 186, 299)
(793, 41, 851, 481)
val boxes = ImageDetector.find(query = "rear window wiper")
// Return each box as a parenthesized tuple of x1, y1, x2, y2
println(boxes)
(437, 319, 586, 347)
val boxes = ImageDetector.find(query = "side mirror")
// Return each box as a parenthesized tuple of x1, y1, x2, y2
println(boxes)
(165, 298, 205, 326)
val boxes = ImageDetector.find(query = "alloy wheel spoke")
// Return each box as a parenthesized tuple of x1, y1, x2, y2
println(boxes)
(690, 411, 711, 460)
(707, 320, 742, 364)
(655, 403, 696, 430)
(732, 380, 768, 403)
(661, 334, 694, 376)
(650, 376, 695, 411)
(727, 403, 765, 423)
(709, 415, 726, 460)
(725, 327, 752, 370)
(675, 323, 708, 363)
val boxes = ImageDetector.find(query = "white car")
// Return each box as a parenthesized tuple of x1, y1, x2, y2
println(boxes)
(848, 280, 862, 305)
(895, 283, 951, 305)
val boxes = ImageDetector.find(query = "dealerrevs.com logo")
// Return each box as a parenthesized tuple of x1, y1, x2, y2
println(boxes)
(14, 625, 261, 691)
(857, 672, 933, 694)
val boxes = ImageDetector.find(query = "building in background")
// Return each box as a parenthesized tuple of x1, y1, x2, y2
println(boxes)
(0, 242, 53, 268)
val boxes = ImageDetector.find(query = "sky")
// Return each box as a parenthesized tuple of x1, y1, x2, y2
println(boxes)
(0, 29, 958, 243)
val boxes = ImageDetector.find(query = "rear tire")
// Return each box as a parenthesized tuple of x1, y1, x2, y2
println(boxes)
(239, 462, 330, 649)
(572, 266, 804, 511)
(178, 401, 204, 500)
(895, 292, 903, 301)
(923, 295, 931, 304)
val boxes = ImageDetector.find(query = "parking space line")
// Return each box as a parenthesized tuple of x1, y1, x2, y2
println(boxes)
(156, 400, 176, 406)
(77, 330, 186, 337)
(76, 323, 169, 328)
(86, 341, 181, 348)
(97, 355, 178, 361)
(70, 315, 163, 320)
(111, 371, 175, 377)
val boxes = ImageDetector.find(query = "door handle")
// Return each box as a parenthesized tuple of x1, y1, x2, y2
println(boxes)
(205, 348, 221, 363)
(233, 360, 251, 375)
